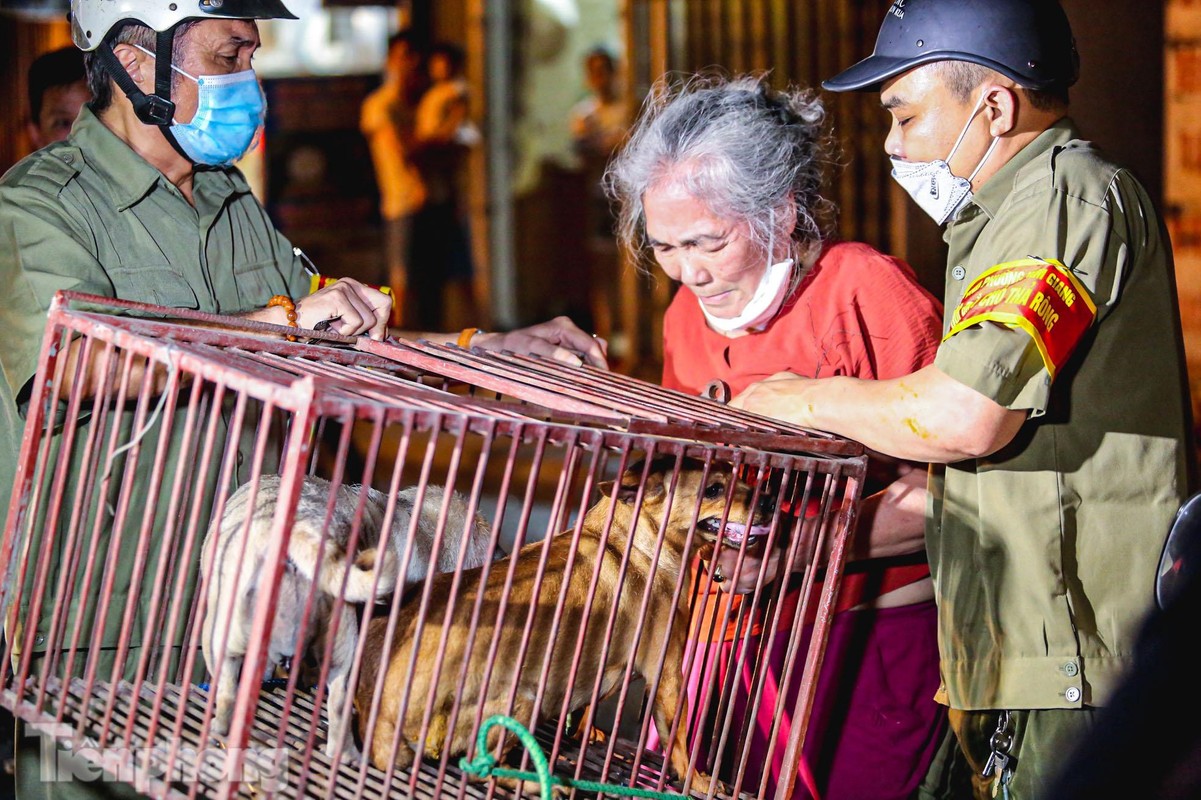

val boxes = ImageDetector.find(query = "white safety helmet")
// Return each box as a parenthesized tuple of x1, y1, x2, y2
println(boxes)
(70, 0, 297, 51)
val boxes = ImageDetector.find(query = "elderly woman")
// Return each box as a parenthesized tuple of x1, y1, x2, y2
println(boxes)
(604, 74, 948, 800)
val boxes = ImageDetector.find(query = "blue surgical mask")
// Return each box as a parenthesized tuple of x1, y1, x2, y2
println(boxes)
(134, 45, 266, 166)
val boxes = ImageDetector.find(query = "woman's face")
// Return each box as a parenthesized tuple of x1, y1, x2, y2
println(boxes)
(643, 181, 768, 320)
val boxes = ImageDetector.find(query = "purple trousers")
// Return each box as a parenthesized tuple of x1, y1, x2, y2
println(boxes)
(653, 599, 945, 800)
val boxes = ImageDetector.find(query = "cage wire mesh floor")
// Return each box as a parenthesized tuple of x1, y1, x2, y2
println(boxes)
(12, 677, 716, 800)
(0, 293, 868, 800)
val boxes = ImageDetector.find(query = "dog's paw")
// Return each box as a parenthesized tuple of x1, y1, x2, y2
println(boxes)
(210, 716, 230, 738)
(324, 739, 362, 763)
(684, 771, 724, 797)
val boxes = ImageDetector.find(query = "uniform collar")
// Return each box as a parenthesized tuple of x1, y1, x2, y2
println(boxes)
(71, 105, 248, 211)
(958, 117, 1080, 223)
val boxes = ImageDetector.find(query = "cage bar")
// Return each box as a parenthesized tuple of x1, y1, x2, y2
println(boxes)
(0, 292, 866, 800)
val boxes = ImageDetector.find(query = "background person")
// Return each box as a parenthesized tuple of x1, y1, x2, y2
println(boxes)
(568, 45, 629, 345)
(25, 45, 92, 151)
(360, 30, 427, 327)
(568, 46, 628, 163)
(604, 73, 947, 800)
(409, 40, 481, 332)
(731, 1, 1193, 797)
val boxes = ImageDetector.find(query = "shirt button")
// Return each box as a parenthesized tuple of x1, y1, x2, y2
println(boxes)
(1065, 686, 1081, 703)
(1063, 661, 1079, 677)
(34, 634, 45, 645)
(951, 265, 967, 280)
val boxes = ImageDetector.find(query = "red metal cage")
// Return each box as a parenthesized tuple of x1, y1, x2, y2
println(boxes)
(0, 292, 866, 800)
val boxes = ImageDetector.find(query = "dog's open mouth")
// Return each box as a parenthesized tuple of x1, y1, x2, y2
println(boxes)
(697, 517, 773, 545)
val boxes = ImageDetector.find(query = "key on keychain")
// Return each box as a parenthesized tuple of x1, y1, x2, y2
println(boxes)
(982, 749, 1009, 780)
(983, 709, 1014, 797)
(989, 760, 1014, 800)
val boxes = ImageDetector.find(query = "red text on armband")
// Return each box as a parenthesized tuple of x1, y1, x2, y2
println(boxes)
(943, 257, 1096, 378)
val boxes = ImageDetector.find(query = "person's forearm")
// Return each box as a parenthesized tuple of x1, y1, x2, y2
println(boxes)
(803, 372, 977, 461)
(57, 335, 173, 401)
(737, 364, 1025, 463)
(848, 469, 928, 561)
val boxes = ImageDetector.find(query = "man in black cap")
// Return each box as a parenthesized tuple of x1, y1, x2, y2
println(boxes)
(730, 1, 1193, 797)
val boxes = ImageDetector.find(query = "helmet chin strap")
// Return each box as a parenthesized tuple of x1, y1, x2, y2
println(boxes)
(96, 26, 195, 163)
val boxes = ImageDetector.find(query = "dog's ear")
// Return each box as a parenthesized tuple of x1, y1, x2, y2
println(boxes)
(616, 480, 641, 504)
(623, 469, 666, 503)
(596, 479, 646, 504)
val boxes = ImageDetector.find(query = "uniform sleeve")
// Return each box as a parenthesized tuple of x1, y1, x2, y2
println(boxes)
(935, 153, 1135, 416)
(0, 175, 118, 401)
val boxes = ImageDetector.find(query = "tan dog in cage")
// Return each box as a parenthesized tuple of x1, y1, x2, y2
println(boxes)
(201, 475, 493, 759)
(354, 456, 772, 793)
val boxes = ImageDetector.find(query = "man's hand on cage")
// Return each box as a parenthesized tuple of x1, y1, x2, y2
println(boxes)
(295, 278, 392, 339)
(473, 317, 609, 369)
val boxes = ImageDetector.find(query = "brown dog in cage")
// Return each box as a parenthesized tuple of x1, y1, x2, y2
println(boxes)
(201, 475, 494, 758)
(354, 456, 772, 793)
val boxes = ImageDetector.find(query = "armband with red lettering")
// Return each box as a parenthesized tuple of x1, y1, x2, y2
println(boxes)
(944, 257, 1096, 378)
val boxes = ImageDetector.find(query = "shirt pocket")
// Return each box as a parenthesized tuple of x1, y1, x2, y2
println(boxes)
(231, 258, 290, 309)
(106, 263, 200, 309)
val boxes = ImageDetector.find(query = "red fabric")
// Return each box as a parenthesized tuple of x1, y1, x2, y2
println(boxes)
(727, 601, 945, 800)
(691, 563, 936, 645)
(663, 240, 944, 397)
(664, 240, 943, 616)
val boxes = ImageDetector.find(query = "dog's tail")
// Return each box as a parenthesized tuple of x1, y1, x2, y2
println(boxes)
(287, 523, 400, 602)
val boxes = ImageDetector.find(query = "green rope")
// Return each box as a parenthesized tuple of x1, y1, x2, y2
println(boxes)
(458, 714, 685, 800)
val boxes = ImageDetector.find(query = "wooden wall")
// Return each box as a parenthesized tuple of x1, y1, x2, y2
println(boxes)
(1167, 0, 1201, 421)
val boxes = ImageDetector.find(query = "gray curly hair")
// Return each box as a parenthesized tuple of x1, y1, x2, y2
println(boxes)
(603, 72, 836, 271)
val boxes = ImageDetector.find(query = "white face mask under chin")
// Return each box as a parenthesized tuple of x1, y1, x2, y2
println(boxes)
(890, 95, 1000, 226)
(700, 256, 795, 335)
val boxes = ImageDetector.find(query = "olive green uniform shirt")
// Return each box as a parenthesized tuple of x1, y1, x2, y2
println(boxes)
(0, 106, 307, 659)
(930, 119, 1191, 711)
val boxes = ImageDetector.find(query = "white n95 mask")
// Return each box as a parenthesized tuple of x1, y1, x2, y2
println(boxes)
(890, 93, 1000, 226)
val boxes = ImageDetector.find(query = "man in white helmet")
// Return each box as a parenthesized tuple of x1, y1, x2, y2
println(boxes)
(730, 0, 1193, 797)
(1, 0, 606, 359)
(0, 1, 605, 795)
